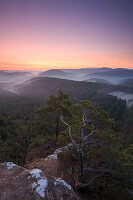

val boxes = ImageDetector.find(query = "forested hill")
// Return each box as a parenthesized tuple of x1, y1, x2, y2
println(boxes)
(14, 77, 133, 99)
(39, 69, 70, 77)
(88, 69, 133, 78)
(120, 79, 133, 87)
(14, 77, 108, 98)
(0, 70, 33, 81)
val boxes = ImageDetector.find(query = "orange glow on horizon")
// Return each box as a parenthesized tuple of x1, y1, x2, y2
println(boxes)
(0, 63, 133, 71)
(0, 56, 132, 71)
(1, 40, 132, 70)
(0, 0, 133, 71)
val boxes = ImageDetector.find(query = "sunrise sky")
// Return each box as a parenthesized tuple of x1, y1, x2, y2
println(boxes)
(0, 0, 133, 70)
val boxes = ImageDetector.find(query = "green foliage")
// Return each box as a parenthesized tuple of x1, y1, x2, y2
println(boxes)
(97, 95, 126, 122)
(58, 100, 115, 146)
(36, 90, 72, 138)
(127, 132, 133, 145)
(124, 144, 133, 165)
(58, 99, 132, 197)
(0, 91, 132, 199)
(0, 95, 43, 120)
(0, 122, 30, 165)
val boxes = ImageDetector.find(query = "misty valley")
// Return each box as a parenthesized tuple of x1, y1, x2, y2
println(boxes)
(0, 0, 133, 199)
(1, 68, 133, 107)
(0, 68, 133, 200)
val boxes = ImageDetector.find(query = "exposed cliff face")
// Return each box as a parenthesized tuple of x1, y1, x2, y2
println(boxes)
(0, 162, 79, 200)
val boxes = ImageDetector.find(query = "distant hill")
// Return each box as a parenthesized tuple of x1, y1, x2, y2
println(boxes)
(120, 79, 133, 87)
(0, 87, 4, 94)
(63, 67, 112, 74)
(39, 69, 71, 78)
(86, 69, 133, 84)
(0, 86, 14, 96)
(61, 68, 133, 83)
(1, 68, 132, 84)
(0, 70, 34, 82)
(0, 70, 31, 77)
(0, 82, 15, 92)
(38, 68, 115, 81)
(89, 69, 133, 77)
(84, 78, 111, 84)
(13, 77, 133, 101)
(14, 77, 109, 98)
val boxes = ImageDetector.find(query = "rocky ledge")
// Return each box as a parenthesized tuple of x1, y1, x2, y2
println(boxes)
(0, 162, 79, 200)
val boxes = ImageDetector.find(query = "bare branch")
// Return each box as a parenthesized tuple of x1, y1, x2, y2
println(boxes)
(78, 168, 112, 188)
(78, 173, 103, 188)
(60, 114, 79, 151)
(81, 111, 96, 149)
(81, 110, 85, 148)
(81, 127, 85, 149)
(85, 167, 112, 173)
(84, 129, 96, 142)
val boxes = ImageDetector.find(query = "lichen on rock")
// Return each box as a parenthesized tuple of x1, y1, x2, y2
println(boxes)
(0, 162, 79, 199)
(54, 178, 72, 190)
(30, 169, 42, 178)
(6, 162, 16, 170)
(36, 178, 48, 197)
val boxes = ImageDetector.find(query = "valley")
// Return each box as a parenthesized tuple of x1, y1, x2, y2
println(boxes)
(0, 68, 133, 200)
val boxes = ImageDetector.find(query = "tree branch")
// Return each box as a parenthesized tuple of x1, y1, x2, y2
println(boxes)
(85, 167, 112, 174)
(78, 173, 103, 188)
(60, 114, 79, 151)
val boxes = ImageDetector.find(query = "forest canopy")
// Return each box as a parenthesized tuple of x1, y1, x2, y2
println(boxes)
(0, 91, 133, 199)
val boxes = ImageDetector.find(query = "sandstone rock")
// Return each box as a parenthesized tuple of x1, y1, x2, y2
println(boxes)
(25, 144, 73, 177)
(25, 144, 78, 188)
(0, 162, 79, 200)
(25, 155, 59, 178)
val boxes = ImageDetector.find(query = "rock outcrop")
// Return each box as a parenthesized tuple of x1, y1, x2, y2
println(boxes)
(25, 144, 78, 188)
(0, 162, 79, 200)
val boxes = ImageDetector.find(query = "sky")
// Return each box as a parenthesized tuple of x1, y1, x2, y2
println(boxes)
(0, 0, 133, 70)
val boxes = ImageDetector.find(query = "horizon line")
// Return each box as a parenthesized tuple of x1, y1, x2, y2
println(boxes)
(0, 63, 133, 71)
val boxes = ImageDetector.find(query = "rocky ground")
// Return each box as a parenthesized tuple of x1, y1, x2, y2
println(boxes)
(1, 142, 132, 200)
(0, 162, 79, 200)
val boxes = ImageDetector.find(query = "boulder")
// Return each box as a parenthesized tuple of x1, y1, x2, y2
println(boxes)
(0, 162, 79, 200)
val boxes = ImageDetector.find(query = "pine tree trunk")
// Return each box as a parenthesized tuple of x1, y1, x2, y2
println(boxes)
(78, 150, 84, 183)
(56, 118, 59, 138)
